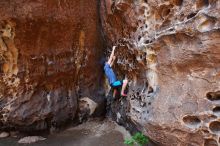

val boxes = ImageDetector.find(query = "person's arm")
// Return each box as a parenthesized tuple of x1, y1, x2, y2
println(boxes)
(107, 46, 116, 65)
(110, 56, 116, 67)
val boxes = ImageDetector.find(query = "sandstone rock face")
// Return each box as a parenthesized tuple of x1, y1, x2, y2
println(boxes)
(0, 0, 220, 145)
(101, 0, 220, 145)
(0, 0, 105, 131)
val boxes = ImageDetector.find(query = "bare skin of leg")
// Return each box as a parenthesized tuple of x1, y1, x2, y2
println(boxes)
(113, 89, 117, 98)
(121, 79, 128, 96)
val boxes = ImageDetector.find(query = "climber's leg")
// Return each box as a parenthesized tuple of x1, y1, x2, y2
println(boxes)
(113, 89, 117, 98)
(121, 79, 128, 96)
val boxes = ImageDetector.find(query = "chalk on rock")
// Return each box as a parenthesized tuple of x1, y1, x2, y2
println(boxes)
(0, 132, 9, 138)
(18, 136, 46, 144)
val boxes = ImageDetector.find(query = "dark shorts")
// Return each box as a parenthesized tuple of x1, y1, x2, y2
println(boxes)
(111, 80, 123, 89)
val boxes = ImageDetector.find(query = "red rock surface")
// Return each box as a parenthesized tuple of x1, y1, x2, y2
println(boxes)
(0, 0, 105, 131)
(0, 0, 220, 145)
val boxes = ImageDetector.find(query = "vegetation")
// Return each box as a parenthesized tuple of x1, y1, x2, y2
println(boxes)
(124, 132, 149, 146)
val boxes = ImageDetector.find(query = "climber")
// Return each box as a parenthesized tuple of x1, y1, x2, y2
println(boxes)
(104, 46, 128, 97)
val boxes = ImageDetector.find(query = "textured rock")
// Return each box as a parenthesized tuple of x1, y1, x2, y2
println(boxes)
(0, 132, 9, 138)
(18, 136, 46, 144)
(78, 97, 99, 123)
(0, 0, 219, 145)
(79, 97, 98, 115)
(101, 0, 220, 145)
(0, 0, 105, 131)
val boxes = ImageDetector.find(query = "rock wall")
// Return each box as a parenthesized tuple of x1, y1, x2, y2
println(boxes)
(101, 0, 220, 145)
(0, 0, 105, 131)
(0, 0, 220, 145)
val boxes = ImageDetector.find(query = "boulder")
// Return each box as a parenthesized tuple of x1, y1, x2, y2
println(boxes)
(0, 132, 9, 138)
(18, 136, 46, 144)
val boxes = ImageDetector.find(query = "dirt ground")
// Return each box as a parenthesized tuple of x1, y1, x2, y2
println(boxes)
(0, 119, 129, 146)
(0, 119, 158, 146)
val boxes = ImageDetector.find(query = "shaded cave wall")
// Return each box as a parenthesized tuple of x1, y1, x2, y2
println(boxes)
(0, 0, 106, 131)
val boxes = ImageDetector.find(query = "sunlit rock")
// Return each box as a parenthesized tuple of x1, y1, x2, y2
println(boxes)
(101, 0, 220, 145)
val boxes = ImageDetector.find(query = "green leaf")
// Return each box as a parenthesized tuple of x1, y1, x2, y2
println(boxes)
(124, 139, 134, 146)
(124, 132, 149, 146)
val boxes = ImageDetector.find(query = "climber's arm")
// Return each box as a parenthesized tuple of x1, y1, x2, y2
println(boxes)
(110, 56, 116, 67)
(107, 46, 116, 65)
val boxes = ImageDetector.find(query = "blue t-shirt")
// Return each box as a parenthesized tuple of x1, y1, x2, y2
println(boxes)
(104, 63, 117, 85)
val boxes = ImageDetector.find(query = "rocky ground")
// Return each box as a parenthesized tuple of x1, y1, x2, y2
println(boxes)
(0, 119, 156, 146)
